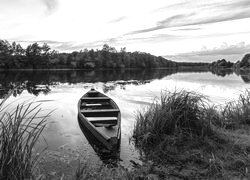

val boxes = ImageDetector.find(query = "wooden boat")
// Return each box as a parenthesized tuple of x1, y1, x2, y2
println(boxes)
(77, 88, 121, 151)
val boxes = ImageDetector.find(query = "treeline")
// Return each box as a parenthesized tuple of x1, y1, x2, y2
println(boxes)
(235, 53, 250, 69)
(209, 53, 250, 70)
(209, 59, 234, 69)
(0, 39, 178, 69)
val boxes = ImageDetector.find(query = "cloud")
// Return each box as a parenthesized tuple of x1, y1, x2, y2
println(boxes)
(52, 41, 104, 51)
(126, 26, 165, 35)
(157, 13, 196, 26)
(108, 16, 127, 23)
(173, 28, 202, 31)
(223, 0, 250, 10)
(0, 0, 58, 17)
(164, 42, 250, 62)
(21, 33, 182, 52)
(181, 42, 250, 56)
(126, 34, 183, 43)
(16, 40, 67, 45)
(153, 1, 187, 12)
(154, 0, 250, 14)
(129, 0, 250, 35)
(41, 0, 58, 15)
(177, 11, 250, 27)
(14, 39, 112, 51)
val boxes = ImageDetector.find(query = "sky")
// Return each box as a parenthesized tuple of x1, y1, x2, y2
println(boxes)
(0, 0, 250, 62)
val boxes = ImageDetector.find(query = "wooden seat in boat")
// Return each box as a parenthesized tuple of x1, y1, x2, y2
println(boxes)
(87, 117, 117, 123)
(81, 97, 110, 101)
(81, 109, 119, 117)
(87, 117, 117, 127)
(81, 102, 110, 107)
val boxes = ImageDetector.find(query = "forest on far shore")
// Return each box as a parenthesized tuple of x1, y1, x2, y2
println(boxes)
(0, 39, 178, 69)
(0, 39, 209, 70)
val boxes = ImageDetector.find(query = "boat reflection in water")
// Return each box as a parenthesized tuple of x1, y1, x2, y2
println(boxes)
(78, 117, 121, 165)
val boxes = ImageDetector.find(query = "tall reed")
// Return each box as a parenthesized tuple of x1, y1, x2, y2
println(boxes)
(222, 89, 250, 128)
(133, 90, 214, 148)
(206, 89, 250, 129)
(0, 101, 49, 180)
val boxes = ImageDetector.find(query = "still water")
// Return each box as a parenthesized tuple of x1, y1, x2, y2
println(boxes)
(0, 69, 249, 174)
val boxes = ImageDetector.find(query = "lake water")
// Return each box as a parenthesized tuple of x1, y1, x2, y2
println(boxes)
(0, 69, 249, 175)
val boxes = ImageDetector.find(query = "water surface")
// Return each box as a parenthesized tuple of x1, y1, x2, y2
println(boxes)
(0, 69, 249, 174)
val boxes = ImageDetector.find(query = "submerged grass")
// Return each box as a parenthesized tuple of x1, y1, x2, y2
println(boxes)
(0, 101, 49, 180)
(75, 162, 131, 180)
(74, 161, 162, 180)
(132, 89, 250, 179)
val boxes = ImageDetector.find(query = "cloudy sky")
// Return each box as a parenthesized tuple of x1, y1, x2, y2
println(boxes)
(1, 0, 250, 62)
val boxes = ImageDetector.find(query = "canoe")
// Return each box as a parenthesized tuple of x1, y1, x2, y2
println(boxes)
(77, 88, 121, 151)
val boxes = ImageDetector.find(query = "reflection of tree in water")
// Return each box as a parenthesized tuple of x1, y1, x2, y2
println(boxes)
(26, 83, 51, 96)
(103, 84, 116, 93)
(0, 81, 51, 98)
(102, 80, 151, 93)
(209, 67, 250, 83)
(209, 68, 234, 77)
(0, 68, 207, 97)
(0, 88, 10, 99)
(238, 70, 250, 83)
(241, 75, 250, 83)
(0, 69, 177, 85)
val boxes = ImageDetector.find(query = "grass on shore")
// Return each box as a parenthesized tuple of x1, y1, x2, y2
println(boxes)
(132, 89, 250, 179)
(0, 101, 49, 180)
(74, 160, 163, 180)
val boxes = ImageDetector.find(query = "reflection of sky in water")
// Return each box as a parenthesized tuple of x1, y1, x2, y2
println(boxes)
(1, 72, 249, 168)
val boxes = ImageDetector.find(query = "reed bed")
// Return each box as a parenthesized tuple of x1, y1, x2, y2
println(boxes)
(133, 90, 214, 148)
(132, 89, 250, 179)
(205, 89, 250, 129)
(221, 89, 250, 128)
(0, 101, 49, 180)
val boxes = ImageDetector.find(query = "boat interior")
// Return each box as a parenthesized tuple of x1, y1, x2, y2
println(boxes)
(80, 90, 119, 128)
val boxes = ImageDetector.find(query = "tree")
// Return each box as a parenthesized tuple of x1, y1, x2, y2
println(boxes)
(0, 40, 12, 56)
(240, 54, 250, 68)
(41, 43, 51, 57)
(26, 43, 41, 57)
(0, 40, 12, 68)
